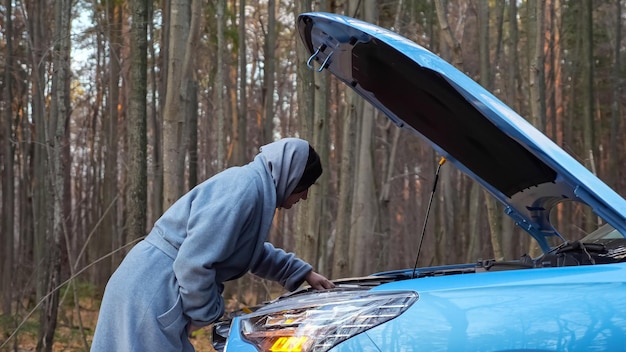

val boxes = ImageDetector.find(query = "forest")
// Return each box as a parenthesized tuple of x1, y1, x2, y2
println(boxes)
(1, 0, 626, 350)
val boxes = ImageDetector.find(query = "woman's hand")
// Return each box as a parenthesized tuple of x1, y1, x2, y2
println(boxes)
(305, 271, 335, 290)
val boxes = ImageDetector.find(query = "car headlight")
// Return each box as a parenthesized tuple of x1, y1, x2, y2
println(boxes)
(239, 290, 418, 352)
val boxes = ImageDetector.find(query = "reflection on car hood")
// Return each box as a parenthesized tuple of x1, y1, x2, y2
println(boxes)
(297, 12, 626, 252)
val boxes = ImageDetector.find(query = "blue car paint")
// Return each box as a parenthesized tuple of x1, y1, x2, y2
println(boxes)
(360, 264, 626, 351)
(219, 320, 256, 352)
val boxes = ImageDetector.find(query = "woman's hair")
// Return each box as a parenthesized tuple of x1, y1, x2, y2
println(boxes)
(293, 145, 322, 194)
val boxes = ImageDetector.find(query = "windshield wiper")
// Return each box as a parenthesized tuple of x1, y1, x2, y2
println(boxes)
(556, 241, 607, 264)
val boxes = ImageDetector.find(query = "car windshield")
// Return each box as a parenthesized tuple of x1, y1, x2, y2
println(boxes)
(582, 223, 625, 241)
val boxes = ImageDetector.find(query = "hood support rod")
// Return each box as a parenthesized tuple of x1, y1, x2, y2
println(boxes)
(412, 157, 446, 279)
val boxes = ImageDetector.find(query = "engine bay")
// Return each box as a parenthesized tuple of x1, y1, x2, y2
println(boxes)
(478, 238, 626, 271)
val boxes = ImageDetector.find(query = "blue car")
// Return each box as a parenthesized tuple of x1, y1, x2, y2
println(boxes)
(212, 12, 626, 352)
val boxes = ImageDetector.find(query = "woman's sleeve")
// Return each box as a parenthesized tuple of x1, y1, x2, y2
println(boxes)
(173, 181, 255, 326)
(250, 242, 313, 291)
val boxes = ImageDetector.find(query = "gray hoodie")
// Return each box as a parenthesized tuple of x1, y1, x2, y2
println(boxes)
(91, 138, 314, 352)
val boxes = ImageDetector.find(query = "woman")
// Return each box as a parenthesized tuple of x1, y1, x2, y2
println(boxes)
(91, 138, 334, 351)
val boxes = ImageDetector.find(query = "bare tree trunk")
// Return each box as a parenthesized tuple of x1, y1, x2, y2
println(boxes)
(216, 0, 226, 169)
(147, 1, 162, 226)
(466, 181, 482, 262)
(294, 0, 331, 273)
(236, 0, 248, 164)
(84, 6, 105, 285)
(553, 0, 563, 147)
(544, 0, 565, 234)
(433, 0, 464, 264)
(262, 0, 276, 144)
(477, 0, 504, 261)
(151, 0, 169, 223)
(526, 0, 548, 256)
(332, 0, 360, 277)
(218, 0, 233, 305)
(294, 0, 315, 138)
(186, 80, 199, 188)
(183, 0, 201, 187)
(333, 91, 357, 278)
(478, 0, 490, 89)
(546, 0, 556, 141)
(100, 1, 122, 283)
(492, 0, 506, 86)
(379, 0, 404, 272)
(609, 0, 622, 188)
(529, 0, 547, 131)
(294, 0, 316, 269)
(27, 0, 45, 344)
(29, 9, 52, 349)
(350, 102, 377, 275)
(580, 0, 595, 232)
(227, 68, 239, 167)
(2, 0, 15, 315)
(505, 0, 523, 258)
(507, 0, 522, 112)
(348, 0, 378, 276)
(379, 123, 400, 270)
(127, 0, 149, 241)
(37, 0, 71, 349)
(162, 0, 190, 208)
(434, 0, 463, 67)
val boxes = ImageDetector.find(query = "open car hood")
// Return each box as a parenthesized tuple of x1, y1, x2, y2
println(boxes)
(297, 12, 626, 252)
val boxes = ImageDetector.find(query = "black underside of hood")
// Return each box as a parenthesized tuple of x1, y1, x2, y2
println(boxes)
(350, 40, 556, 198)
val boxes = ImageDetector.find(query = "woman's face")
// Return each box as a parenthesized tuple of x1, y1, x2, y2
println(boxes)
(280, 189, 309, 209)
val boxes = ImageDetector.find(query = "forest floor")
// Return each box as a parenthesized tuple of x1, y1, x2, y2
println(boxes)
(0, 290, 217, 352)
